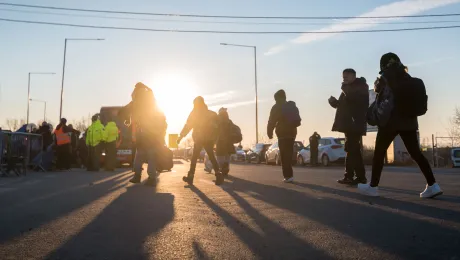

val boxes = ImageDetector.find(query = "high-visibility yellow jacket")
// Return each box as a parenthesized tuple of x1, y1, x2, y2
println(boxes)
(86, 120, 105, 147)
(104, 121, 119, 143)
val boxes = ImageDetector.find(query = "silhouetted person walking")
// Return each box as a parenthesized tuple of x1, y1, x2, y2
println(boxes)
(359, 53, 443, 198)
(329, 69, 369, 185)
(267, 90, 301, 183)
(178, 96, 223, 185)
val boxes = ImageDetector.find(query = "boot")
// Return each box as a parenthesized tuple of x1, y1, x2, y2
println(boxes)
(215, 173, 224, 185)
(144, 177, 157, 187)
(182, 171, 194, 185)
(129, 174, 141, 184)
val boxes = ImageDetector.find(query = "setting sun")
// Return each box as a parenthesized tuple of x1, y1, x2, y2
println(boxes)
(149, 71, 198, 134)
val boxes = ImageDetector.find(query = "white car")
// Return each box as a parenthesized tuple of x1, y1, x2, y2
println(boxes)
(297, 137, 346, 166)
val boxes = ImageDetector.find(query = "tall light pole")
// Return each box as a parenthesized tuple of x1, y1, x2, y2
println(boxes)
(220, 43, 259, 144)
(60, 38, 104, 120)
(27, 72, 55, 125)
(30, 99, 47, 122)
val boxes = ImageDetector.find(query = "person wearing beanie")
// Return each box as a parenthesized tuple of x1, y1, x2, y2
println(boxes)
(177, 96, 223, 185)
(329, 68, 369, 186)
(358, 53, 443, 198)
(267, 89, 301, 183)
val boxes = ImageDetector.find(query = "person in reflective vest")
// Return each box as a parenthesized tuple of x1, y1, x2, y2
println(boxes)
(86, 114, 105, 171)
(104, 116, 119, 171)
(54, 118, 72, 170)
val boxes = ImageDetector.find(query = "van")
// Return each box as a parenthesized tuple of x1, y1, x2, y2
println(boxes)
(451, 148, 460, 168)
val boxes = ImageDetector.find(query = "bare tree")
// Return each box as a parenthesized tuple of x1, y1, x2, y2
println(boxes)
(5, 118, 25, 131)
(446, 107, 460, 147)
(72, 117, 89, 132)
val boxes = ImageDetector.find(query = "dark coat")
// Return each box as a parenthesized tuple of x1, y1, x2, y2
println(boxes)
(309, 133, 321, 149)
(216, 119, 236, 156)
(267, 100, 298, 139)
(330, 77, 369, 136)
(38, 125, 53, 151)
(380, 69, 419, 132)
(180, 106, 218, 143)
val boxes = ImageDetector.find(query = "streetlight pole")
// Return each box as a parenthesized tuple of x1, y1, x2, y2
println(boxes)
(29, 99, 47, 122)
(220, 43, 259, 144)
(59, 38, 104, 120)
(27, 72, 55, 125)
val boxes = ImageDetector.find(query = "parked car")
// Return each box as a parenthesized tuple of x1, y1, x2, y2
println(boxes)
(232, 146, 247, 162)
(297, 137, 346, 166)
(451, 147, 460, 168)
(265, 141, 303, 165)
(246, 143, 271, 164)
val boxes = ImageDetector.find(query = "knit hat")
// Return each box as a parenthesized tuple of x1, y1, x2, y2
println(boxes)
(380, 52, 403, 74)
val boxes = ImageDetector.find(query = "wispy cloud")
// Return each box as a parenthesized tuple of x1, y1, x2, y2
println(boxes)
(265, 0, 460, 56)
(209, 99, 266, 110)
(203, 91, 235, 105)
(406, 57, 455, 67)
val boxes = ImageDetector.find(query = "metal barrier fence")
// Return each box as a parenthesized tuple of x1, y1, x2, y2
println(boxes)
(1, 131, 43, 176)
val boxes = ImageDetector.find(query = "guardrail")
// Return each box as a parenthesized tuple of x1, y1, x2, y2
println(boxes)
(1, 131, 43, 176)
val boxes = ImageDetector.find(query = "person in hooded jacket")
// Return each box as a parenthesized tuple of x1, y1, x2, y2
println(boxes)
(178, 96, 223, 185)
(267, 89, 300, 183)
(104, 116, 119, 171)
(54, 118, 72, 170)
(129, 83, 167, 186)
(86, 115, 105, 171)
(358, 53, 443, 198)
(329, 69, 369, 185)
(216, 107, 237, 177)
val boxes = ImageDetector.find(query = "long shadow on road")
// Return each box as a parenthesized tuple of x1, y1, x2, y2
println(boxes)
(226, 176, 460, 260)
(190, 186, 334, 260)
(46, 186, 174, 260)
(0, 172, 133, 244)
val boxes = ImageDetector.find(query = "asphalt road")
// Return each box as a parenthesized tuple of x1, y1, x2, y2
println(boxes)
(0, 162, 459, 260)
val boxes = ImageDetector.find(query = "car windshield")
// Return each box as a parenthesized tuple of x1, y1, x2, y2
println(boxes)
(334, 139, 345, 145)
(294, 142, 304, 149)
(453, 150, 460, 158)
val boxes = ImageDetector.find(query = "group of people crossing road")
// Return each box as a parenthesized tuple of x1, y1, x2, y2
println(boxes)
(45, 52, 442, 199)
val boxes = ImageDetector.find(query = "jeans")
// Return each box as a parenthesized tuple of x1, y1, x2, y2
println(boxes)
(133, 147, 157, 179)
(279, 138, 295, 179)
(344, 133, 366, 180)
(217, 155, 231, 175)
(371, 130, 435, 187)
(105, 141, 117, 170)
(189, 141, 219, 176)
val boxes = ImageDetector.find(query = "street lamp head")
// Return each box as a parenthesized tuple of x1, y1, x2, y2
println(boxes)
(220, 43, 228, 45)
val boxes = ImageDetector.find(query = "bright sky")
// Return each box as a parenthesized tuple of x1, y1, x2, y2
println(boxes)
(1, 0, 460, 147)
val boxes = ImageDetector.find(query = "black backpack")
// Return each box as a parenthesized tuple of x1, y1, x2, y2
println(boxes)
(400, 77, 428, 117)
(230, 123, 243, 144)
(282, 101, 301, 127)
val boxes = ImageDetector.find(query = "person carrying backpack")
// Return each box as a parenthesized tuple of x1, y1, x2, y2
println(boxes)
(216, 107, 241, 177)
(359, 53, 443, 198)
(178, 96, 223, 185)
(267, 89, 301, 183)
(329, 69, 369, 185)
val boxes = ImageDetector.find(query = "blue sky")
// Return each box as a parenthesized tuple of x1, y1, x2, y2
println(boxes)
(1, 0, 460, 147)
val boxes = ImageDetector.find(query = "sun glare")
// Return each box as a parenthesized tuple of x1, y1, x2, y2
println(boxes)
(150, 71, 198, 133)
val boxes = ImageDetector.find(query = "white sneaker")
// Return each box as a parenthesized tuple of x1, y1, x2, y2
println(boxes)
(283, 177, 294, 183)
(420, 183, 443, 198)
(358, 183, 379, 197)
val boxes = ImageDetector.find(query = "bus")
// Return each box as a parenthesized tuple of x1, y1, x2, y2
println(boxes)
(100, 106, 133, 166)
